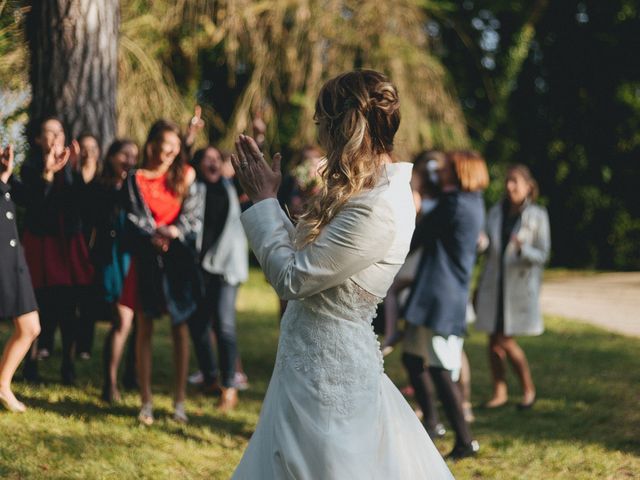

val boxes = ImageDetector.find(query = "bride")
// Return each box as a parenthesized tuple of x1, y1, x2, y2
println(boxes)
(230, 70, 453, 479)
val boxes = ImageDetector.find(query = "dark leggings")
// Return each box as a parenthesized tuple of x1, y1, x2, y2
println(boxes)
(402, 353, 473, 447)
(76, 285, 103, 355)
(188, 272, 238, 388)
(34, 287, 78, 375)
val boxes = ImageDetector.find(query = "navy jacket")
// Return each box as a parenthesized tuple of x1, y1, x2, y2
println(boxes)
(404, 191, 485, 336)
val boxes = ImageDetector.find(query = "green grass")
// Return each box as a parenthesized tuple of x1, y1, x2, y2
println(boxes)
(1, 269, 639, 479)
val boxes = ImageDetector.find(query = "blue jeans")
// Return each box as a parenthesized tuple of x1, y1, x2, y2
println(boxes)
(188, 272, 238, 388)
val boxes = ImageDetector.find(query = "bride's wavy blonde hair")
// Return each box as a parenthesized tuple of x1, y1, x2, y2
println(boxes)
(295, 70, 401, 247)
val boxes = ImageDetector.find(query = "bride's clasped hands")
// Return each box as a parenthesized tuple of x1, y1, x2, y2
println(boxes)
(231, 134, 282, 204)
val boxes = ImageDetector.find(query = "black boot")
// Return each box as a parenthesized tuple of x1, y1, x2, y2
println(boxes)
(61, 362, 76, 386)
(22, 352, 43, 384)
(429, 366, 476, 455)
(445, 440, 480, 461)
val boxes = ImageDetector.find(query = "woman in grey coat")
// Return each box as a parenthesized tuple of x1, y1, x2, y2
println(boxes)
(475, 165, 550, 410)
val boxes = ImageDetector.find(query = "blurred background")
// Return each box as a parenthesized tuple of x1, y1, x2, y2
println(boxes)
(1, 0, 639, 267)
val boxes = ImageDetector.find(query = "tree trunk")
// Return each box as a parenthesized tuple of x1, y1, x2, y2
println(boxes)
(26, 0, 119, 151)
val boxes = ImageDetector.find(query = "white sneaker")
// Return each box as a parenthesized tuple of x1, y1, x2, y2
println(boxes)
(234, 372, 250, 391)
(138, 402, 154, 426)
(37, 348, 50, 360)
(173, 401, 188, 424)
(188, 370, 204, 386)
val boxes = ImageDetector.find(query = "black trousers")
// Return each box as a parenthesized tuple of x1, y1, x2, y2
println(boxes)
(402, 352, 473, 448)
(187, 272, 238, 388)
(34, 286, 78, 375)
(76, 285, 106, 355)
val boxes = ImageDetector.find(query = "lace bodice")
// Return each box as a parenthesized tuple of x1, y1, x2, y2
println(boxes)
(275, 279, 384, 415)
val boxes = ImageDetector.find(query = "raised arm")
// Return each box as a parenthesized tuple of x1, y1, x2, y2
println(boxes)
(242, 197, 394, 300)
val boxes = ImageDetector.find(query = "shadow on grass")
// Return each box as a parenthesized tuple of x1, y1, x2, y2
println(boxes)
(459, 320, 640, 456)
(19, 392, 254, 442)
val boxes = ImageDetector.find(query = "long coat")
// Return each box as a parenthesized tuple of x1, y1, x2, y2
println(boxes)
(0, 179, 38, 317)
(404, 191, 485, 337)
(193, 178, 249, 286)
(475, 201, 551, 336)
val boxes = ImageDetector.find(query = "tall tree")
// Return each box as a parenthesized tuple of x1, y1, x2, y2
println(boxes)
(25, 0, 119, 149)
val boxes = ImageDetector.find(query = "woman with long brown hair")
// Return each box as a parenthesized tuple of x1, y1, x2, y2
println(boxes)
(121, 120, 202, 424)
(230, 70, 452, 479)
(475, 165, 550, 410)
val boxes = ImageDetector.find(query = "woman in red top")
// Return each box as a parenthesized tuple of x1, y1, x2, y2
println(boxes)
(122, 120, 202, 425)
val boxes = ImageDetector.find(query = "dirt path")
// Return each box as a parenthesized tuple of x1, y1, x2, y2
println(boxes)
(540, 272, 640, 337)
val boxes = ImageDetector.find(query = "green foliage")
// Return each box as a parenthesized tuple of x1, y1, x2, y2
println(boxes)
(0, 0, 27, 89)
(610, 210, 640, 270)
(1, 0, 639, 268)
(436, 0, 640, 269)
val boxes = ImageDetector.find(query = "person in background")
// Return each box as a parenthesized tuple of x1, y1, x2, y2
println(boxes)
(93, 139, 139, 403)
(77, 133, 101, 183)
(19, 117, 94, 385)
(403, 150, 489, 460)
(121, 119, 201, 425)
(188, 151, 252, 393)
(75, 133, 102, 360)
(474, 165, 550, 410)
(278, 145, 324, 222)
(381, 150, 443, 356)
(276, 145, 324, 317)
(0, 144, 58, 411)
(188, 146, 249, 411)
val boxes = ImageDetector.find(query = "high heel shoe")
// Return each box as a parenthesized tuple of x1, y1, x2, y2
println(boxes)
(517, 395, 536, 411)
(0, 391, 27, 413)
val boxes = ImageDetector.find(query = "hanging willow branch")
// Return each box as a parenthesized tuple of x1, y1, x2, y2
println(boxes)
(118, 0, 469, 154)
(2, 0, 470, 154)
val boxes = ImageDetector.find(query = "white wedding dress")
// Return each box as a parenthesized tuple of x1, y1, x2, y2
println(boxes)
(233, 163, 453, 479)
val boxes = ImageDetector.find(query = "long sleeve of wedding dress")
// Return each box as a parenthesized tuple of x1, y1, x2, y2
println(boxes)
(241, 197, 394, 300)
(233, 163, 454, 480)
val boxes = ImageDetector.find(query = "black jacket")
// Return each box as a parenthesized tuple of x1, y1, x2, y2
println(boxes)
(122, 171, 203, 322)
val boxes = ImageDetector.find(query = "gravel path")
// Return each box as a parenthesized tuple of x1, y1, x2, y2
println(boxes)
(540, 272, 640, 337)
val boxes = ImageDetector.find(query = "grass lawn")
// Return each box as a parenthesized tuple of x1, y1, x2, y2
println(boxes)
(1, 268, 639, 479)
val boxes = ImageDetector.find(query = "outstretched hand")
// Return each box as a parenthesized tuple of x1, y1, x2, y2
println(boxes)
(0, 145, 14, 184)
(185, 105, 205, 146)
(43, 145, 71, 182)
(231, 134, 282, 204)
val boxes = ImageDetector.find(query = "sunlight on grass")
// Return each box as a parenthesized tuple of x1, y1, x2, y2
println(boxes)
(0, 268, 638, 479)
